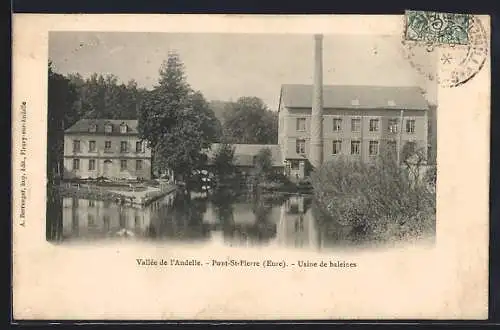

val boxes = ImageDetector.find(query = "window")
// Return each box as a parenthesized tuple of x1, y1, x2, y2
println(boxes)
(369, 119, 379, 132)
(120, 160, 127, 171)
(388, 119, 399, 133)
(369, 141, 379, 156)
(105, 141, 112, 152)
(333, 118, 342, 132)
(88, 214, 95, 226)
(120, 141, 128, 152)
(89, 140, 96, 152)
(332, 140, 342, 155)
(104, 124, 113, 133)
(89, 124, 97, 133)
(88, 200, 95, 207)
(387, 141, 397, 155)
(136, 159, 143, 171)
(120, 123, 128, 134)
(296, 118, 306, 131)
(73, 159, 80, 170)
(296, 139, 306, 154)
(88, 159, 96, 171)
(73, 140, 81, 152)
(351, 118, 361, 132)
(136, 141, 143, 153)
(351, 141, 360, 155)
(351, 99, 360, 106)
(406, 119, 416, 133)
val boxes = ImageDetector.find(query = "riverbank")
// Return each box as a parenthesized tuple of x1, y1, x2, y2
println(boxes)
(53, 182, 178, 206)
(256, 181, 313, 193)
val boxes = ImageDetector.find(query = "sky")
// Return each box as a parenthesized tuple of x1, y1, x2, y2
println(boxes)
(49, 32, 437, 110)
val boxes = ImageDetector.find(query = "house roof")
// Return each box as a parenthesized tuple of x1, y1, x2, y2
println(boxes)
(65, 119, 139, 135)
(279, 84, 429, 111)
(206, 143, 283, 167)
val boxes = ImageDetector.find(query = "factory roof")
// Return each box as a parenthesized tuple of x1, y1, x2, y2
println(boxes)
(205, 143, 283, 167)
(279, 84, 430, 111)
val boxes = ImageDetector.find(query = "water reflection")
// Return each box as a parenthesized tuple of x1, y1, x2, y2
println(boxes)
(277, 195, 317, 249)
(46, 188, 381, 250)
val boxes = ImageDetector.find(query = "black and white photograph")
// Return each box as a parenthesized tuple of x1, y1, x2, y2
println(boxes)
(12, 14, 489, 320)
(46, 31, 437, 249)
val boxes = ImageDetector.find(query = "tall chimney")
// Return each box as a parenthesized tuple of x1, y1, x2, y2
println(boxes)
(310, 34, 324, 169)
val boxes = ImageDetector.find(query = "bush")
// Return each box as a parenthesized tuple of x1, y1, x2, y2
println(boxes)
(296, 177, 312, 188)
(310, 153, 436, 242)
(266, 172, 291, 184)
(213, 143, 236, 179)
(255, 148, 274, 180)
(424, 165, 437, 185)
(257, 181, 283, 190)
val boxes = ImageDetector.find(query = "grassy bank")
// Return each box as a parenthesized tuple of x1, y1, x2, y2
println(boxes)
(311, 154, 436, 243)
(254, 172, 313, 193)
(257, 181, 312, 192)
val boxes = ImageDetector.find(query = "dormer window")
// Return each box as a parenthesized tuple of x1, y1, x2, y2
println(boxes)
(89, 123, 97, 133)
(104, 123, 113, 133)
(120, 123, 128, 134)
(387, 100, 396, 106)
(351, 99, 360, 106)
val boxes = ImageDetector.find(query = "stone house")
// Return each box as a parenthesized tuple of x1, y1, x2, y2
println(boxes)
(63, 119, 152, 180)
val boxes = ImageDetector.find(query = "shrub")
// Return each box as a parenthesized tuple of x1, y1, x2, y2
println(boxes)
(254, 148, 273, 180)
(311, 152, 436, 242)
(257, 182, 282, 190)
(297, 177, 312, 188)
(424, 165, 437, 185)
(267, 172, 291, 184)
(213, 143, 236, 179)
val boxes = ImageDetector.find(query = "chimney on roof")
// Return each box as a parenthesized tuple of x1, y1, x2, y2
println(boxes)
(310, 34, 324, 169)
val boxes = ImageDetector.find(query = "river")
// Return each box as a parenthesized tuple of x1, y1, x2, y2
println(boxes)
(46, 188, 423, 250)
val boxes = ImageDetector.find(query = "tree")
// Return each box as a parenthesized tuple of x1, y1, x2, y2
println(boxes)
(47, 61, 79, 182)
(67, 72, 144, 120)
(222, 97, 278, 144)
(424, 165, 437, 186)
(189, 90, 222, 143)
(209, 100, 232, 124)
(212, 143, 236, 180)
(254, 148, 273, 180)
(401, 141, 428, 184)
(138, 53, 190, 151)
(137, 52, 219, 182)
(310, 151, 436, 241)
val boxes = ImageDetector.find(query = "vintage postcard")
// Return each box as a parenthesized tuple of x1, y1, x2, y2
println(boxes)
(12, 14, 490, 320)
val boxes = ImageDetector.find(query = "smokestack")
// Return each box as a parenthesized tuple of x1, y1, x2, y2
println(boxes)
(310, 34, 324, 169)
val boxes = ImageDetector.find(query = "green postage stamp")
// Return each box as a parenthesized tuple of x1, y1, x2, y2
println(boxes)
(405, 10, 470, 45)
(402, 11, 488, 87)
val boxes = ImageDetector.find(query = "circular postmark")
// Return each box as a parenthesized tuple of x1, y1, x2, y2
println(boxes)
(401, 15, 488, 88)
